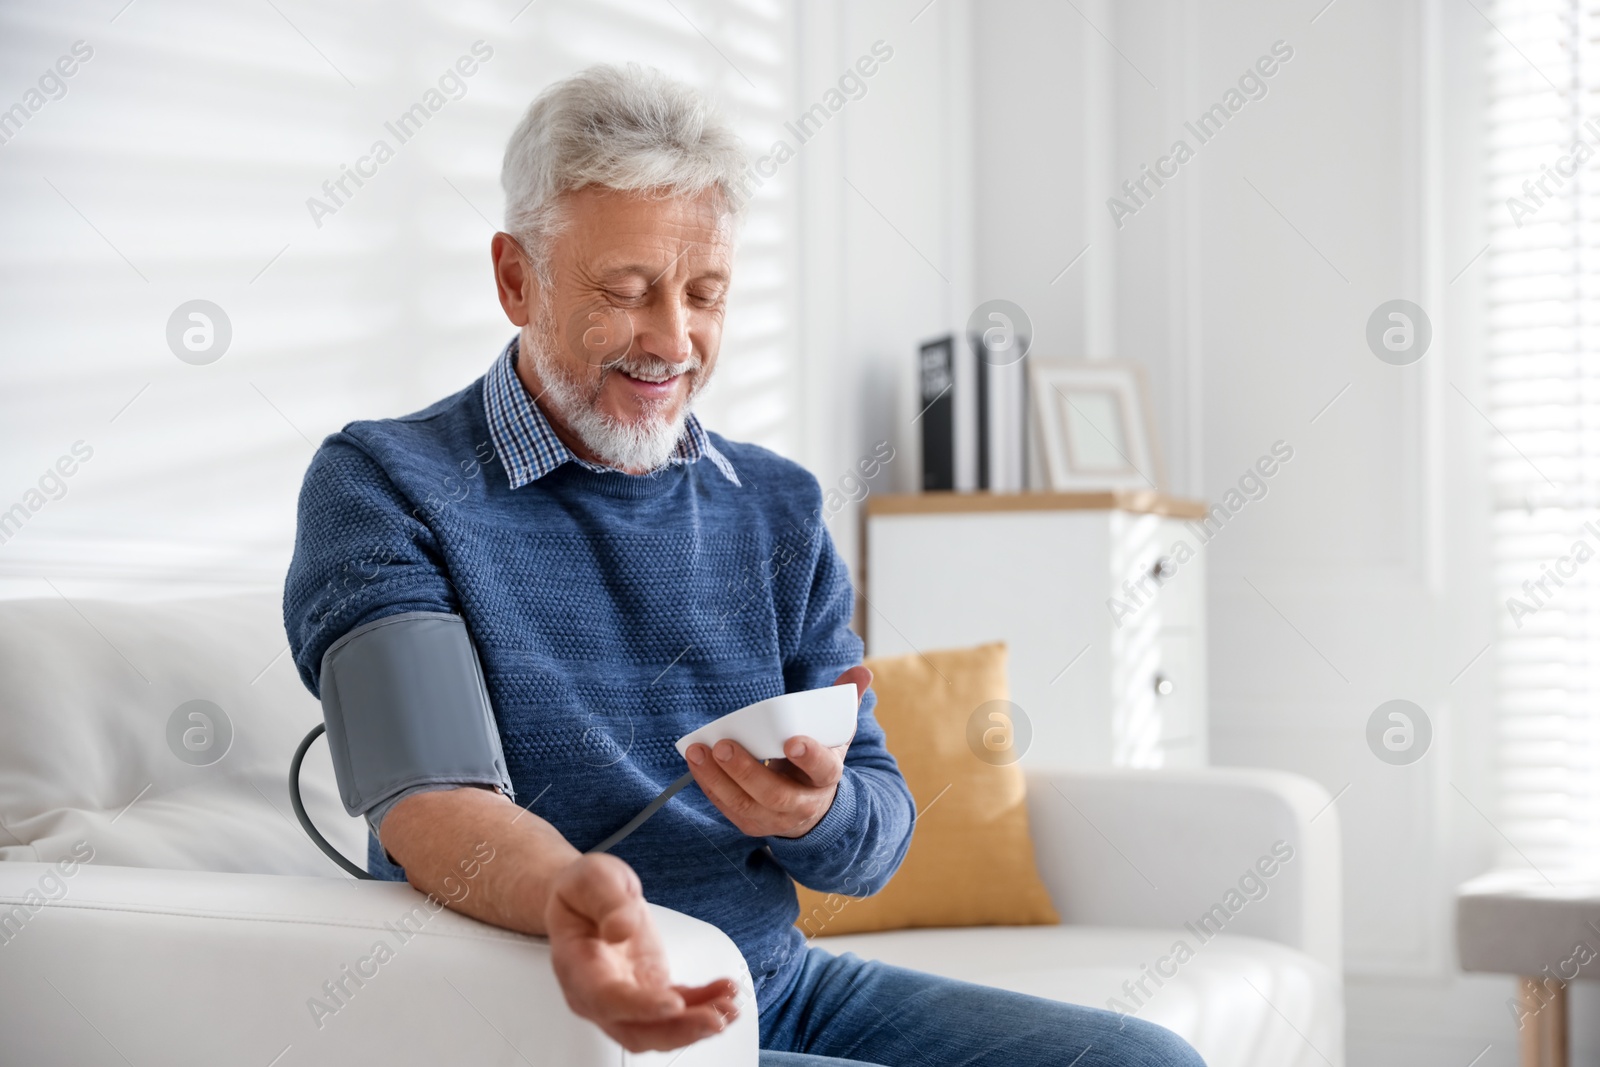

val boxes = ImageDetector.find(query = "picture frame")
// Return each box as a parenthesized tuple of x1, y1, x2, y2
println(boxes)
(1027, 359, 1164, 491)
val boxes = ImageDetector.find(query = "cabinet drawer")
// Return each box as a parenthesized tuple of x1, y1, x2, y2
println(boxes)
(1118, 519, 1205, 632)
(1153, 629, 1202, 765)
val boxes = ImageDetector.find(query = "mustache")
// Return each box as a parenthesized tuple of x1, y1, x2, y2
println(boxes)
(599, 351, 703, 379)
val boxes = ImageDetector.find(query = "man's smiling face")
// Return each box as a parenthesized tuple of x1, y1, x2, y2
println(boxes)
(494, 185, 734, 474)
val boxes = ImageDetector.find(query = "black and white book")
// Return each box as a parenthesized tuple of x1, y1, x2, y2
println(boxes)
(917, 335, 956, 491)
(971, 330, 1030, 493)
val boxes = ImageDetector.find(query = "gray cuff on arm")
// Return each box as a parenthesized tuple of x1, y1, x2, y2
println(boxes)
(319, 610, 514, 830)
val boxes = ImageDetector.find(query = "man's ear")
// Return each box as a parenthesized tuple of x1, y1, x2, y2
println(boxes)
(491, 232, 538, 327)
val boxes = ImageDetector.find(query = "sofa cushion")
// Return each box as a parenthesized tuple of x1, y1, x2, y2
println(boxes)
(820, 924, 1343, 1067)
(0, 592, 366, 876)
(0, 861, 757, 1066)
(794, 641, 1059, 935)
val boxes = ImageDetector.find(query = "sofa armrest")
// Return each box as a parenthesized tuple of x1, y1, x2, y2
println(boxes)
(1024, 767, 1342, 975)
(0, 862, 757, 1067)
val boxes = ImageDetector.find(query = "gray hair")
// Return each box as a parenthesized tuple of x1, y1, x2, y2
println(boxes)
(500, 63, 750, 282)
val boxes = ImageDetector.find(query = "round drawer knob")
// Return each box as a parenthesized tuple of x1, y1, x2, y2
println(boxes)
(1151, 556, 1177, 581)
(1153, 672, 1174, 697)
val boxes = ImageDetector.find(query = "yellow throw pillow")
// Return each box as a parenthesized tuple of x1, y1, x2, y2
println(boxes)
(794, 641, 1061, 936)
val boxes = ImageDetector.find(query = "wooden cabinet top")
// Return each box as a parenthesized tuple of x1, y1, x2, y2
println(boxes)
(864, 490, 1208, 520)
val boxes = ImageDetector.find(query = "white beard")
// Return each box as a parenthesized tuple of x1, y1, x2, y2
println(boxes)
(524, 301, 704, 473)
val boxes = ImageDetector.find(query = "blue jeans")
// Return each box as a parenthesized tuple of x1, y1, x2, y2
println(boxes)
(759, 946, 1205, 1066)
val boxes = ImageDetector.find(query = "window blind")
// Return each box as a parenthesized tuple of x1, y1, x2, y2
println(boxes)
(0, 0, 797, 589)
(1487, 0, 1600, 872)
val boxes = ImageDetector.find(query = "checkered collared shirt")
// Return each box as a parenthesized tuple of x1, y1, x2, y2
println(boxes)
(482, 334, 739, 489)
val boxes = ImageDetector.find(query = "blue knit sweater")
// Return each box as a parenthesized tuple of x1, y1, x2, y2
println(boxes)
(282, 374, 915, 1010)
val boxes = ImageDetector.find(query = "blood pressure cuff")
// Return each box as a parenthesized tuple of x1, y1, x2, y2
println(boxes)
(319, 611, 513, 834)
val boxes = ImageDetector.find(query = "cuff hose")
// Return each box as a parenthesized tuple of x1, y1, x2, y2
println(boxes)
(291, 723, 694, 878)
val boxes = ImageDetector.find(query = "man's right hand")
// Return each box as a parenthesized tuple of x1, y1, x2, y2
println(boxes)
(545, 853, 741, 1052)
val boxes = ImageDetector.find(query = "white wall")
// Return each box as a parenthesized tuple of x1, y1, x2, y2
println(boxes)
(795, 0, 975, 574)
(965, 0, 1587, 1062)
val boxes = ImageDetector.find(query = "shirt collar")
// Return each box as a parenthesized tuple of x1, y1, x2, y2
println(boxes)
(483, 334, 739, 490)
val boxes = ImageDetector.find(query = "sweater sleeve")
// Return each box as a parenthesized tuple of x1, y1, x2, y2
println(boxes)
(763, 515, 915, 896)
(283, 432, 461, 699)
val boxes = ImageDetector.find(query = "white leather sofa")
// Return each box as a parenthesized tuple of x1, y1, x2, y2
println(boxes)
(0, 591, 1343, 1066)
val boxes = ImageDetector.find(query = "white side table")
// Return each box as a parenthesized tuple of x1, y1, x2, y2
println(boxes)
(860, 490, 1208, 769)
(1457, 869, 1600, 1067)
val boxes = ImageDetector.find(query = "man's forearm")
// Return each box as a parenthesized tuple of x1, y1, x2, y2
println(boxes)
(379, 786, 580, 935)
(765, 764, 914, 896)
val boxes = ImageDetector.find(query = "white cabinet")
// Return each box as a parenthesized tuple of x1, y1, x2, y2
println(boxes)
(860, 491, 1208, 769)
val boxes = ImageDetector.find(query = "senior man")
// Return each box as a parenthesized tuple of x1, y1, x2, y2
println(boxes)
(284, 63, 1203, 1066)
